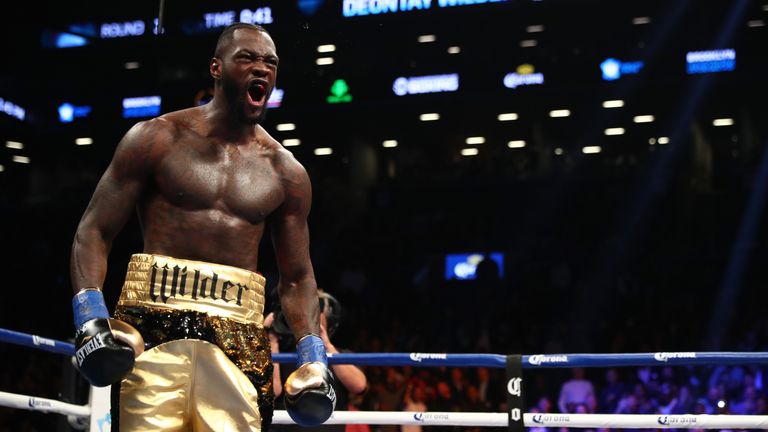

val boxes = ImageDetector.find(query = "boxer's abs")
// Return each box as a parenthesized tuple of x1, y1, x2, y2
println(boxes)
(141, 204, 265, 271)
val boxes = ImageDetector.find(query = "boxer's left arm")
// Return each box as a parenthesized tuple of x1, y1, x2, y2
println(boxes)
(271, 154, 319, 350)
(271, 153, 335, 426)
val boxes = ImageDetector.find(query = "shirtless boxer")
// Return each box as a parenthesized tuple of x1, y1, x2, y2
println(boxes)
(69, 22, 334, 431)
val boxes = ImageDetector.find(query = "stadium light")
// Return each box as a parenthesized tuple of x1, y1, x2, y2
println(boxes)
(276, 123, 296, 131)
(603, 100, 625, 108)
(498, 113, 518, 121)
(633, 115, 655, 123)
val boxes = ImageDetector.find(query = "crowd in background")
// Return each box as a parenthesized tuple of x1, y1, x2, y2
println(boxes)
(2, 107, 768, 431)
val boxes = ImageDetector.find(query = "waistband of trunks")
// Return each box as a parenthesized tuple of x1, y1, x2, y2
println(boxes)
(117, 253, 265, 325)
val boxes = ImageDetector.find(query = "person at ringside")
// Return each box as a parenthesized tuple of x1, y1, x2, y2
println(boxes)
(268, 290, 368, 432)
(69, 22, 334, 431)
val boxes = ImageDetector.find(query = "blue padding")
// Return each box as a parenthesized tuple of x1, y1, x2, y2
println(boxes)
(72, 290, 109, 329)
(296, 335, 327, 366)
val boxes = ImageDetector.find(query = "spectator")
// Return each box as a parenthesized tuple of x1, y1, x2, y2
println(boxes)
(376, 368, 408, 432)
(614, 394, 639, 414)
(402, 382, 428, 432)
(730, 385, 758, 415)
(462, 385, 488, 412)
(558, 368, 595, 413)
(657, 383, 678, 414)
(671, 385, 695, 414)
(475, 367, 491, 403)
(528, 397, 553, 432)
(702, 384, 724, 414)
(431, 381, 460, 432)
(432, 381, 457, 412)
(599, 369, 624, 413)
(449, 368, 468, 406)
(632, 382, 657, 414)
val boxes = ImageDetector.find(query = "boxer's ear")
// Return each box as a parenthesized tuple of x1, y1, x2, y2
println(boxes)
(210, 58, 222, 80)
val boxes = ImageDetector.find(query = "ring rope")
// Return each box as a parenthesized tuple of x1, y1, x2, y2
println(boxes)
(2, 327, 768, 429)
(3, 328, 768, 368)
(307, 352, 768, 368)
(272, 411, 768, 429)
(0, 328, 75, 356)
(2, 388, 767, 431)
(0, 390, 90, 418)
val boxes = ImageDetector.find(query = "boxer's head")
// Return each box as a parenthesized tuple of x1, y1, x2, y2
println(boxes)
(210, 23, 278, 125)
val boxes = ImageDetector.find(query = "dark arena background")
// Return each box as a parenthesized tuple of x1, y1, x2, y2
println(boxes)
(1, 0, 768, 430)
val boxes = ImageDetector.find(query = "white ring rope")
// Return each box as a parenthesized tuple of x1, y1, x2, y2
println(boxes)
(3, 390, 768, 429)
(0, 390, 90, 418)
(272, 410, 768, 429)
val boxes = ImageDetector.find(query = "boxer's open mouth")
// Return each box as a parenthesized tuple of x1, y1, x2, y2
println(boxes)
(247, 80, 267, 106)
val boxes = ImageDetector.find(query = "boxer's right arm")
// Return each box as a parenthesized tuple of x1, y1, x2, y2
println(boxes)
(69, 120, 167, 386)
(70, 120, 165, 291)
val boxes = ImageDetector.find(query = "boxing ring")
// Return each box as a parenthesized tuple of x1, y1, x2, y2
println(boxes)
(3, 327, 768, 430)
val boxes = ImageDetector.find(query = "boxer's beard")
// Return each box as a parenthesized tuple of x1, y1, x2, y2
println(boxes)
(221, 76, 266, 125)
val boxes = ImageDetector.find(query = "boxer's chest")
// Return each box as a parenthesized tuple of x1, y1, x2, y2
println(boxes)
(154, 137, 284, 224)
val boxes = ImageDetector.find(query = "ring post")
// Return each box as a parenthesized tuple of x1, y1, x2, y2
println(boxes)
(89, 385, 111, 432)
(505, 355, 525, 432)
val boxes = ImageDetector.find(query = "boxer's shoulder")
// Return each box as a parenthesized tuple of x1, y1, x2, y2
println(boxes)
(153, 107, 197, 144)
(274, 148, 310, 192)
(267, 141, 304, 175)
(111, 117, 177, 177)
(251, 127, 309, 188)
(121, 111, 181, 152)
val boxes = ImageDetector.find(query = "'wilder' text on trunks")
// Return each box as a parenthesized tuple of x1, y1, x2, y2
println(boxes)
(149, 263, 250, 305)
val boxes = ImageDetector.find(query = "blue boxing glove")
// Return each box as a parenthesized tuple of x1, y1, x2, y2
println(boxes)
(72, 289, 137, 387)
(284, 334, 336, 426)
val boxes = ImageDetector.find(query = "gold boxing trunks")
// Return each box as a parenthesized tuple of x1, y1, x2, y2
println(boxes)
(112, 254, 273, 432)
